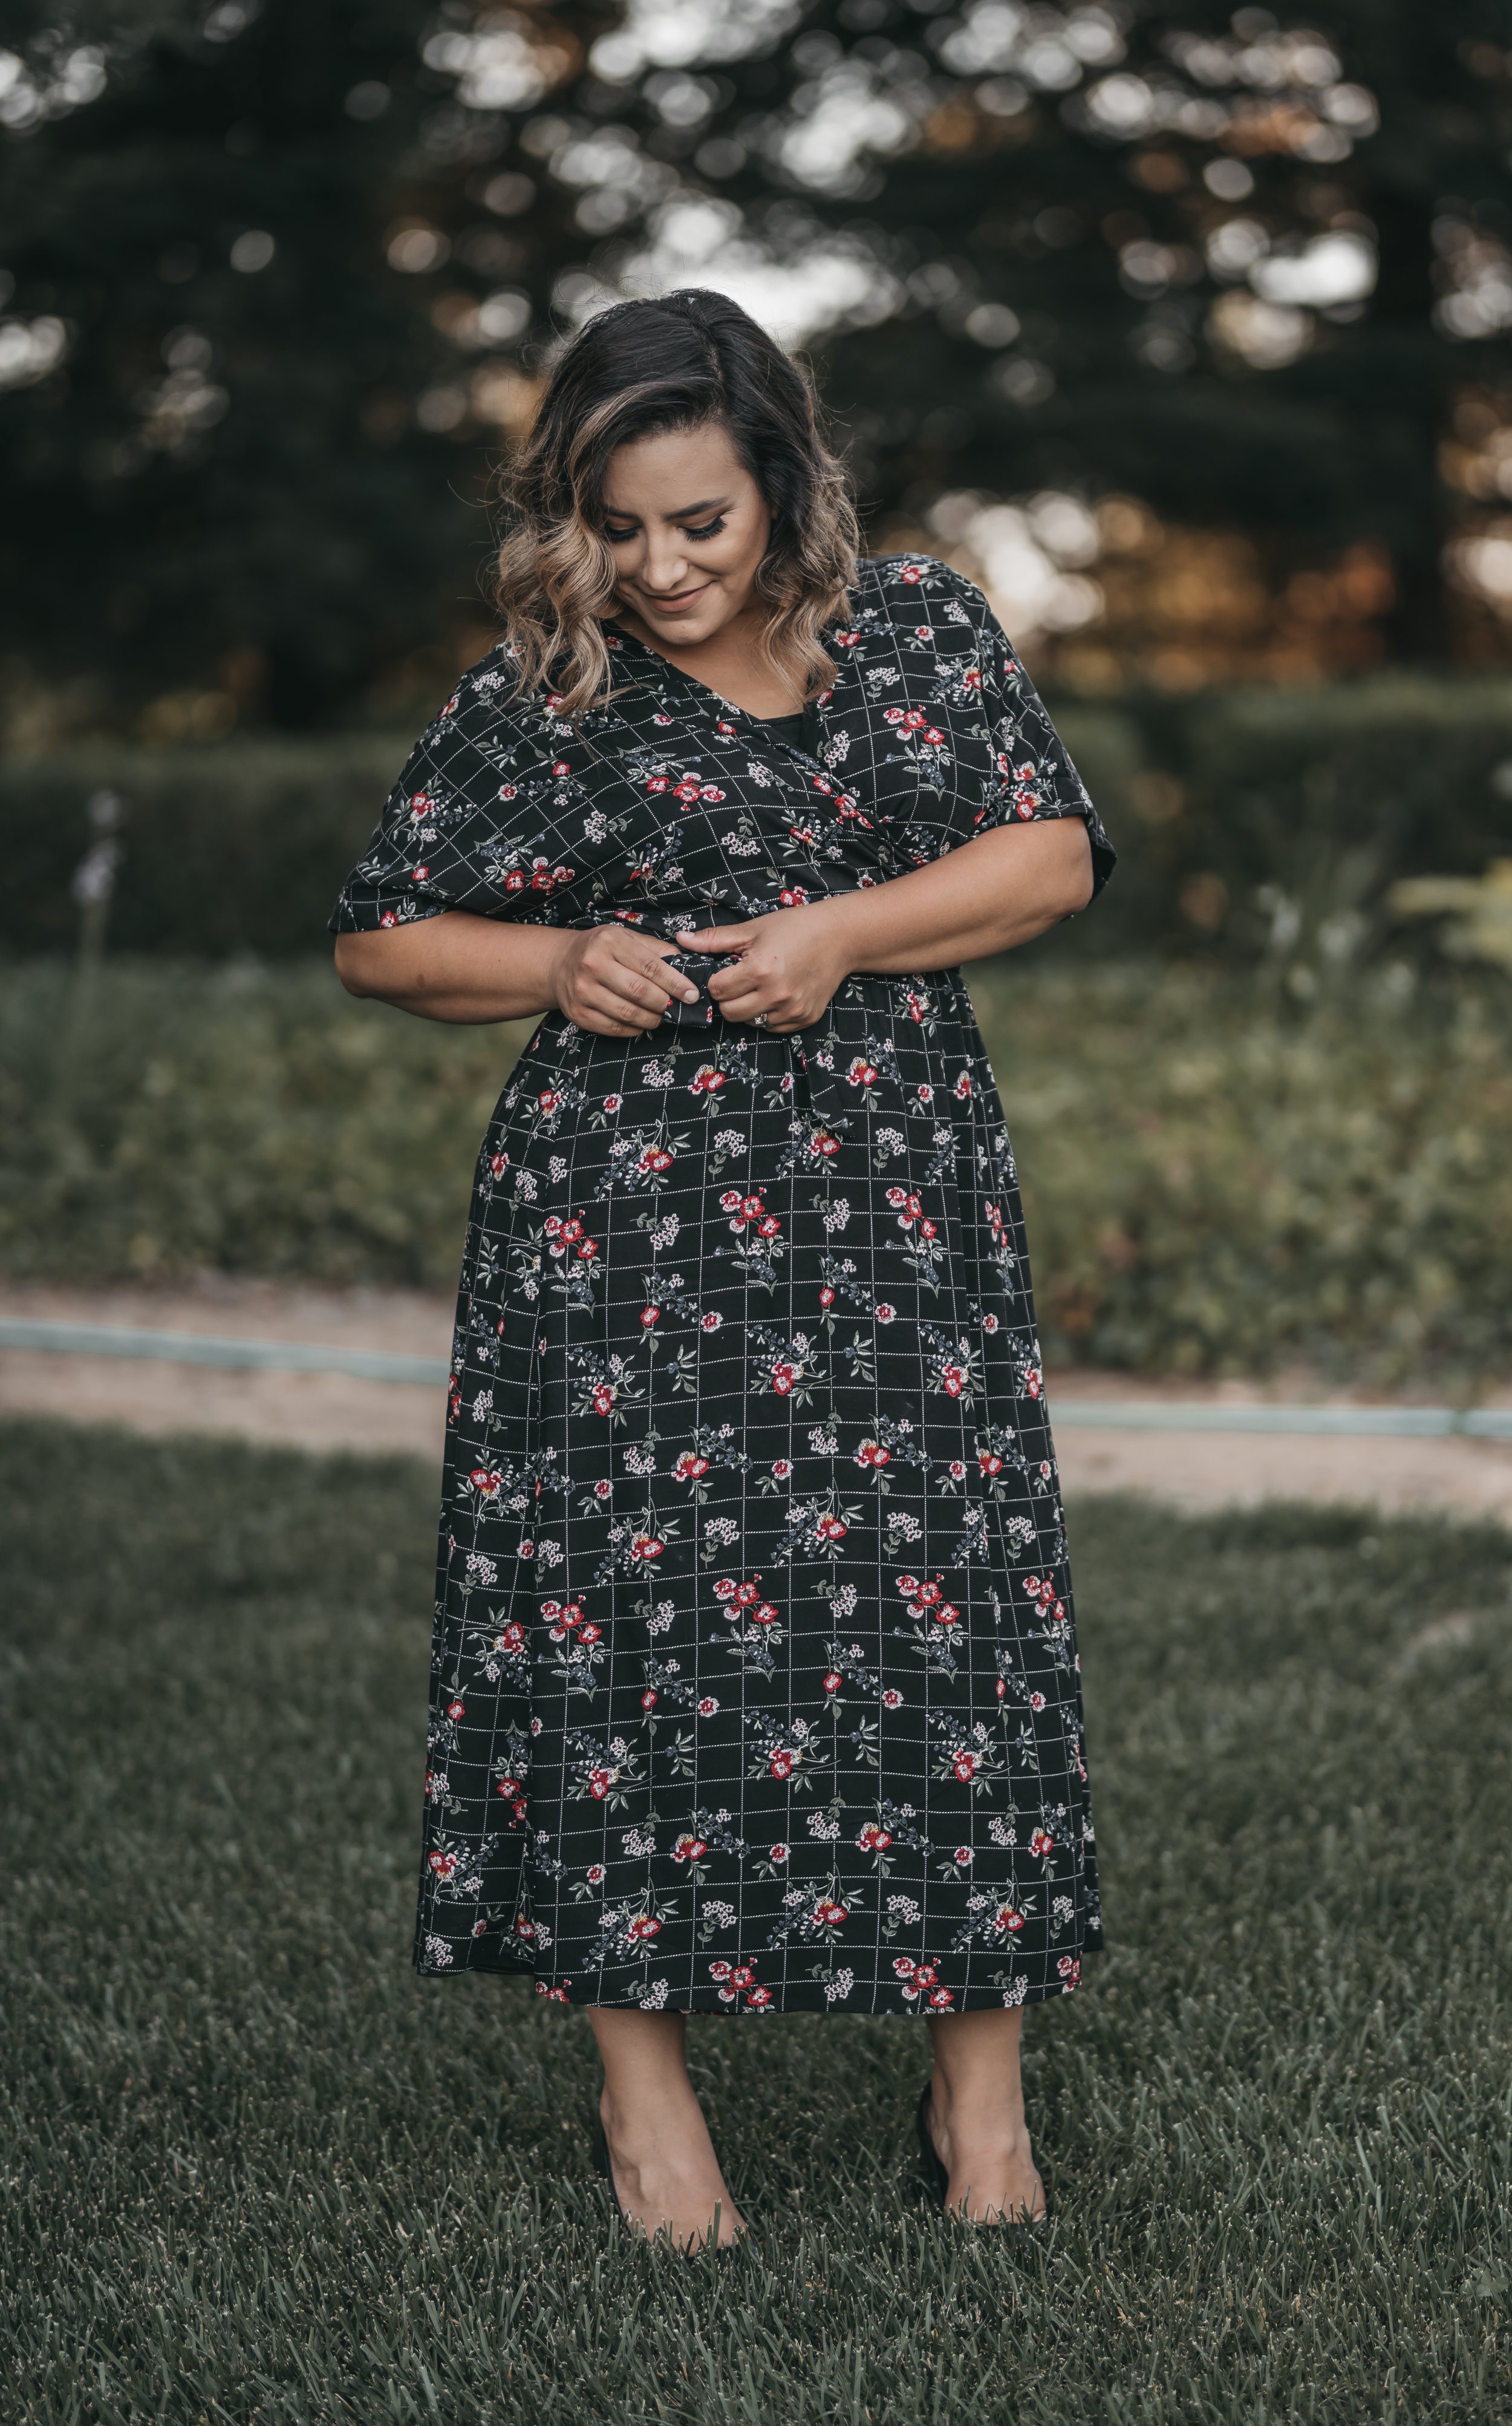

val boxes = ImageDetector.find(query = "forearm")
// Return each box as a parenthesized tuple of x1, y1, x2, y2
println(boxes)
(333, 911, 564, 1024)
(815, 819, 1093, 978)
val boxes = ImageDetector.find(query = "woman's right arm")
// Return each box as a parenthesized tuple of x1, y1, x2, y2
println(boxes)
(334, 910, 700, 1033)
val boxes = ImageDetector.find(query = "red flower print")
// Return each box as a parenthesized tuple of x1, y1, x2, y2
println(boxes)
(904, 708, 926, 730)
(769, 1748, 795, 1779)
(941, 1364, 966, 1397)
(489, 1151, 508, 1178)
(640, 1689, 657, 1710)
(893, 1957, 916, 1978)
(914, 625, 931, 639)
(771, 1457, 793, 1479)
(835, 629, 859, 646)
(538, 1090, 559, 1114)
(1058, 1955, 1081, 1986)
(505, 872, 524, 892)
(411, 863, 429, 883)
(855, 1440, 891, 1469)
(954, 1071, 973, 1100)
(587, 1863, 606, 1886)
(752, 1602, 780, 1626)
(876, 1304, 896, 1324)
(591, 1385, 616, 1417)
(447, 1699, 466, 1721)
(673, 778, 700, 803)
(928, 1986, 954, 2010)
(857, 1822, 892, 1851)
(697, 1695, 719, 1717)
(731, 1963, 755, 1989)
(769, 1842, 789, 1864)
(1029, 1828, 1056, 1857)
(954, 1845, 972, 1866)
(884, 706, 905, 725)
(734, 1582, 760, 1604)
(673, 1451, 709, 1480)
(899, 563, 923, 582)
(882, 1687, 903, 1710)
(604, 1093, 622, 1113)
(646, 775, 668, 794)
(552, 759, 569, 777)
(949, 1460, 966, 1481)
(914, 1964, 938, 1988)
(896, 1575, 919, 1594)
(631, 1534, 665, 1561)
(410, 791, 432, 814)
(641, 1306, 660, 1328)
(576, 1237, 599, 1260)
(701, 1310, 723, 1331)
(470, 1466, 503, 1497)
(1030, 1690, 1046, 1711)
(819, 1286, 835, 1308)
(778, 887, 809, 906)
(379, 911, 397, 927)
(638, 1146, 674, 1175)
(824, 1671, 843, 1694)
(814, 1129, 840, 1156)
(997, 1905, 1026, 1934)
(846, 1057, 880, 1086)
(709, 1960, 732, 1981)
(673, 1834, 708, 1864)
(429, 1851, 458, 1879)
(771, 1361, 797, 1395)
(964, 665, 982, 689)
(953, 1750, 980, 1782)
(925, 726, 944, 745)
(627, 1914, 662, 1940)
(594, 1479, 613, 1501)
(515, 1917, 536, 1939)
(690, 1066, 726, 1094)
(816, 1514, 847, 1541)
(713, 1577, 737, 1600)
(814, 1899, 847, 1928)
(746, 1984, 774, 2009)
(979, 1450, 1004, 1476)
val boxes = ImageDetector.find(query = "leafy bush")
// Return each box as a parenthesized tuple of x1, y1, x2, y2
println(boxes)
(7, 677, 1512, 964)
(3, 953, 1510, 1384)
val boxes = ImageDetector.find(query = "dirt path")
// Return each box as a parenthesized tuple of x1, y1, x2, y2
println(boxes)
(4, 1276, 1512, 1522)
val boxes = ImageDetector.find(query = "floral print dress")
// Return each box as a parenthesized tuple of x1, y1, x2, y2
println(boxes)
(331, 554, 1116, 2015)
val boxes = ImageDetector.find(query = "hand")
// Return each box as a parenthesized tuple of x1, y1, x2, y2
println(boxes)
(550, 925, 700, 1036)
(674, 907, 850, 1034)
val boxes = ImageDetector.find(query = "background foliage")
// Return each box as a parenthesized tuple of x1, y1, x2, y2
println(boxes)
(7, 0, 1512, 734)
(6, 951, 1511, 1383)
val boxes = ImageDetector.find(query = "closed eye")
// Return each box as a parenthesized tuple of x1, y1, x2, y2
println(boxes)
(683, 515, 727, 541)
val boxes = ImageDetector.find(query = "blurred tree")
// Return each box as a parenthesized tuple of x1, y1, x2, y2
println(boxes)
(4, 0, 1512, 729)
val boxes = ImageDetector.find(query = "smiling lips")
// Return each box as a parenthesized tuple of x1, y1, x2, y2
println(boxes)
(637, 581, 712, 616)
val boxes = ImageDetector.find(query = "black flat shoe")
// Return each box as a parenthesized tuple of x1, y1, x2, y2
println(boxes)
(916, 2082, 950, 2206)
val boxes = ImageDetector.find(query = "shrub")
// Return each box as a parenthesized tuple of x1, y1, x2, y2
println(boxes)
(3, 953, 1510, 1383)
(7, 678, 1512, 964)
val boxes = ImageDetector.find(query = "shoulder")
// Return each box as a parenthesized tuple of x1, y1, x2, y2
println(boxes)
(853, 553, 992, 628)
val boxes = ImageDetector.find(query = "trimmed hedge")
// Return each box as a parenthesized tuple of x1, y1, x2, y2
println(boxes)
(4, 952, 1510, 1383)
(7, 677, 1512, 962)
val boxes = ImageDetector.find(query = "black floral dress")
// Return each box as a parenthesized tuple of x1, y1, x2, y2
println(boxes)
(332, 555, 1116, 2016)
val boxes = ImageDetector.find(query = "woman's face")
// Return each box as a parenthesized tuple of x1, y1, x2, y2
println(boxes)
(599, 420, 771, 647)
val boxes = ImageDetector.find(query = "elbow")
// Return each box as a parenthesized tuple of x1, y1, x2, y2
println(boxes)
(333, 933, 374, 998)
(1060, 829, 1096, 917)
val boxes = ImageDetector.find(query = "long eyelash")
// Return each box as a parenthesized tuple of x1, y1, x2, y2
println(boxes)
(684, 517, 726, 541)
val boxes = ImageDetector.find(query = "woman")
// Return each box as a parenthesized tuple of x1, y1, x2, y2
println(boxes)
(333, 289, 1115, 2248)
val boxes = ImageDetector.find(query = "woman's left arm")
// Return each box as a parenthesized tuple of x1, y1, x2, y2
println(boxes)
(676, 817, 1093, 1034)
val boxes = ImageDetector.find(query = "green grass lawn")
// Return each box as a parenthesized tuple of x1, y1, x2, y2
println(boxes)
(2, 1422, 1510, 2423)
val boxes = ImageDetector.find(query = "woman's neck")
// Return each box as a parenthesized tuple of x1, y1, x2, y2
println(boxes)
(610, 599, 809, 719)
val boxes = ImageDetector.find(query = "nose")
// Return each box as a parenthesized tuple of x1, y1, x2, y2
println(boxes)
(640, 529, 694, 594)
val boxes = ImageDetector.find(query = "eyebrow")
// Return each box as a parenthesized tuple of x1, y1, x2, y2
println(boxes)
(602, 495, 731, 524)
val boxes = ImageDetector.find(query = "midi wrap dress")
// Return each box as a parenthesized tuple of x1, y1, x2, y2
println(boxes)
(332, 554, 1116, 2016)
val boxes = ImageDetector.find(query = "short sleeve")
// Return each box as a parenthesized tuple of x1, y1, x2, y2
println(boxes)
(967, 593, 1116, 900)
(328, 649, 639, 936)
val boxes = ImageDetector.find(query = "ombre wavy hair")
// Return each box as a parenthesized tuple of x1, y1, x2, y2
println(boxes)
(494, 289, 859, 720)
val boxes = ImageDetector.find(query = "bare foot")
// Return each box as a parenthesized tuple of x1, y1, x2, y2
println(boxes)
(925, 2079, 1046, 2226)
(600, 2088, 748, 2249)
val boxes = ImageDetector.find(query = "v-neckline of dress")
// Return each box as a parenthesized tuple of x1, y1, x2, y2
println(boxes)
(602, 618, 838, 760)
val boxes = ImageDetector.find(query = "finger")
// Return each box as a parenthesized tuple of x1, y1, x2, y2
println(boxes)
(607, 936, 699, 1005)
(674, 927, 750, 957)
